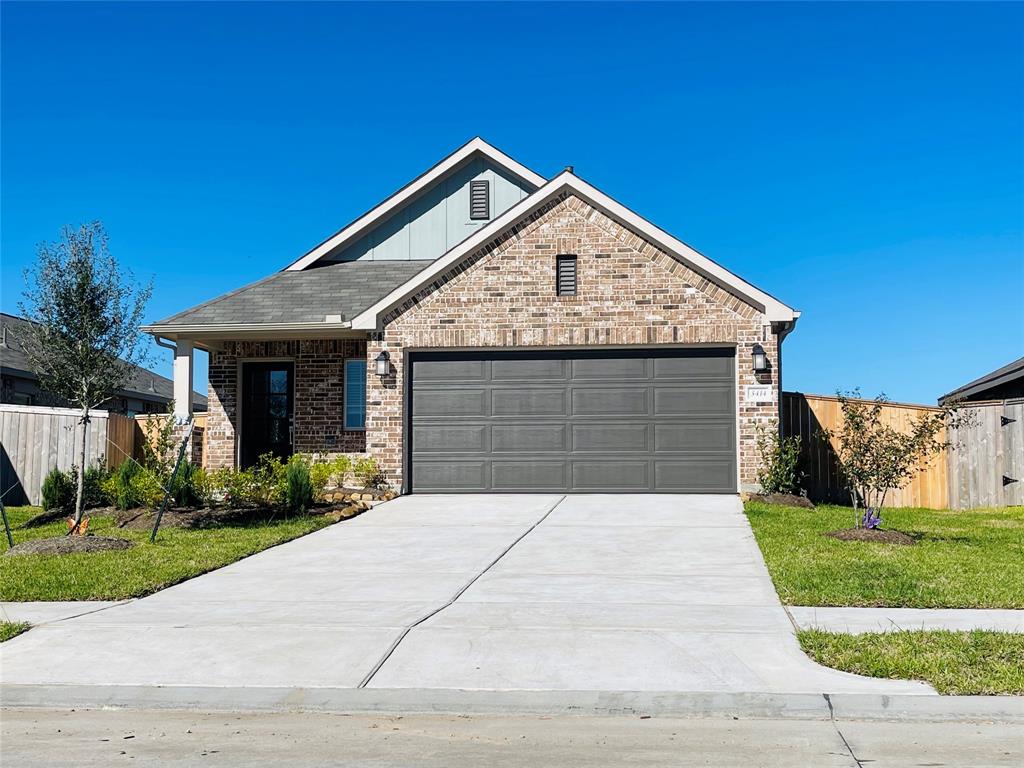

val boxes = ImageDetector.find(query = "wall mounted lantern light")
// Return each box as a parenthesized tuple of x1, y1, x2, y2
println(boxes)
(375, 350, 391, 378)
(751, 344, 768, 374)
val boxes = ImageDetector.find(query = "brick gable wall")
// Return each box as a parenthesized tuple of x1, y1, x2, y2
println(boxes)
(367, 194, 780, 490)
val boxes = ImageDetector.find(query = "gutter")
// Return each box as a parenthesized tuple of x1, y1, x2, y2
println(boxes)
(141, 321, 354, 334)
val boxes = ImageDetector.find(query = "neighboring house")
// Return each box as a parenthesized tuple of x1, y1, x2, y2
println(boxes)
(143, 138, 800, 493)
(938, 357, 1024, 405)
(1, 313, 207, 415)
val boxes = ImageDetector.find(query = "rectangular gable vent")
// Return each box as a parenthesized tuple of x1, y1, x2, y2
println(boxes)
(470, 180, 490, 220)
(556, 254, 578, 296)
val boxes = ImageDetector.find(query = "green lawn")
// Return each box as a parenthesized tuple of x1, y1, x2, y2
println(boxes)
(0, 621, 31, 642)
(799, 629, 1024, 695)
(744, 501, 1024, 608)
(0, 505, 333, 601)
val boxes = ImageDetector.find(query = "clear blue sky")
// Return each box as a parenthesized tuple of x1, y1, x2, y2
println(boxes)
(3, 2, 1022, 404)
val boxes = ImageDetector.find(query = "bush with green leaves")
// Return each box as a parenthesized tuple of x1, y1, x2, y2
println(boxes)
(41, 467, 75, 512)
(286, 457, 314, 513)
(755, 422, 803, 495)
(82, 465, 110, 508)
(353, 457, 386, 489)
(102, 459, 165, 510)
(169, 461, 202, 507)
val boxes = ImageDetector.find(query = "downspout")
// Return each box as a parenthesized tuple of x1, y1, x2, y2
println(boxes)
(773, 319, 798, 437)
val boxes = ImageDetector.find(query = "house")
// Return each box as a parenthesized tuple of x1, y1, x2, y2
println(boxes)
(1, 313, 207, 415)
(938, 357, 1024, 405)
(143, 138, 800, 493)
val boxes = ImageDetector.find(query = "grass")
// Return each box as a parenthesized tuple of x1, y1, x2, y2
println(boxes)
(744, 501, 1024, 608)
(0, 621, 31, 642)
(0, 505, 333, 602)
(799, 629, 1024, 695)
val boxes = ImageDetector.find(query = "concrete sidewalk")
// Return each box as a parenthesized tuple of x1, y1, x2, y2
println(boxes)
(789, 606, 1024, 634)
(1, 494, 933, 710)
(1, 601, 130, 625)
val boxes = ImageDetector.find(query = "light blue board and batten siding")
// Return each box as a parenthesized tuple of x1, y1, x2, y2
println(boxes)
(323, 157, 535, 262)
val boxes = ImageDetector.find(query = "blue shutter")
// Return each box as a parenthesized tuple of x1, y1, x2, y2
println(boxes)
(344, 359, 367, 430)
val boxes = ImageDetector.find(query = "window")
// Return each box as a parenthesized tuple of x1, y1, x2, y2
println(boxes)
(470, 179, 490, 220)
(344, 358, 367, 430)
(556, 254, 578, 296)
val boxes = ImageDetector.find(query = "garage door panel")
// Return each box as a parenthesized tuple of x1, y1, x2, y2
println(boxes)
(492, 388, 567, 417)
(655, 459, 736, 492)
(571, 357, 648, 380)
(572, 423, 649, 452)
(413, 461, 488, 491)
(572, 387, 649, 416)
(572, 461, 650, 491)
(492, 424, 567, 452)
(491, 461, 568, 490)
(413, 425, 489, 453)
(491, 358, 567, 381)
(654, 422, 735, 452)
(654, 353, 733, 380)
(413, 388, 487, 417)
(409, 349, 736, 493)
(654, 386, 733, 415)
(413, 359, 487, 382)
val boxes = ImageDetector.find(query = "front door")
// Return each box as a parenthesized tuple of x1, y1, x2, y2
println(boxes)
(241, 362, 294, 468)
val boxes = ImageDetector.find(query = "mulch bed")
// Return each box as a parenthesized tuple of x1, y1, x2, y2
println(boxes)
(4, 536, 135, 557)
(113, 499, 375, 531)
(825, 528, 917, 546)
(749, 493, 815, 509)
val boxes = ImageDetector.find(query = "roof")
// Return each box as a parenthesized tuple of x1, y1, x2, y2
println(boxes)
(351, 171, 801, 329)
(285, 137, 546, 271)
(938, 357, 1024, 405)
(145, 260, 433, 331)
(0, 313, 207, 409)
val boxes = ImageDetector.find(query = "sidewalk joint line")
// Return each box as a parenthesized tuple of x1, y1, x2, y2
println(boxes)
(356, 496, 567, 689)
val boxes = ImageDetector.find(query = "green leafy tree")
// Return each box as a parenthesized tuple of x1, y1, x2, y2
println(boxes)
(17, 222, 152, 529)
(820, 390, 966, 527)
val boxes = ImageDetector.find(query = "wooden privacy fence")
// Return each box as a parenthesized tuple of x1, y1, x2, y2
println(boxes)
(781, 392, 949, 510)
(0, 404, 135, 506)
(0, 405, 207, 507)
(946, 399, 1023, 510)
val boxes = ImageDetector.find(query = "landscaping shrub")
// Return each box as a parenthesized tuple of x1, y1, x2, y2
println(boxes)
(755, 422, 803, 495)
(41, 467, 75, 512)
(353, 457, 386, 489)
(104, 460, 165, 510)
(82, 465, 110, 508)
(286, 457, 313, 513)
(169, 461, 201, 507)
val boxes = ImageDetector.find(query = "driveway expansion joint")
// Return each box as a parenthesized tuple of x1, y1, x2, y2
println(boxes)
(356, 495, 567, 689)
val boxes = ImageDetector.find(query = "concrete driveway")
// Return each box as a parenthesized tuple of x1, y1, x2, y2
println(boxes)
(0, 494, 931, 701)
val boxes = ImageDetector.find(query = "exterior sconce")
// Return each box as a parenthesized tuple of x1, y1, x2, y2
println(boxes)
(375, 350, 391, 378)
(751, 344, 768, 373)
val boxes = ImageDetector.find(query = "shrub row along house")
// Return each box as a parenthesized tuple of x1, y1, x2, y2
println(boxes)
(143, 139, 800, 494)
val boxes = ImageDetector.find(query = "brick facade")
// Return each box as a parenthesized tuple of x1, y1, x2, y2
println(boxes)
(366, 194, 780, 491)
(205, 339, 367, 469)
(204, 194, 782, 490)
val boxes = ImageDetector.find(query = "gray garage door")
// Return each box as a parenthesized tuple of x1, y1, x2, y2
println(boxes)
(408, 348, 737, 493)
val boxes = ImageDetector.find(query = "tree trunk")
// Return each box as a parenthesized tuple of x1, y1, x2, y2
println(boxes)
(72, 408, 89, 532)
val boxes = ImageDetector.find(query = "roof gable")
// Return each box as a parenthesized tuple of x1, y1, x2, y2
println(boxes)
(286, 138, 546, 271)
(351, 172, 800, 329)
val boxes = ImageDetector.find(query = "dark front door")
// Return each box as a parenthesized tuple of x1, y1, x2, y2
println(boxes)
(241, 362, 294, 468)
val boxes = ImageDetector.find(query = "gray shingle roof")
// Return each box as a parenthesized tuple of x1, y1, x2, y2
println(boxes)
(0, 313, 207, 409)
(152, 260, 433, 327)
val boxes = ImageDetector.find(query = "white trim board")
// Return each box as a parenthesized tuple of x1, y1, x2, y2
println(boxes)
(351, 171, 801, 329)
(285, 138, 547, 272)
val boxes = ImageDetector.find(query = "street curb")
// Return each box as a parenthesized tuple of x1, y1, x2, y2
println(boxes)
(2, 685, 1022, 723)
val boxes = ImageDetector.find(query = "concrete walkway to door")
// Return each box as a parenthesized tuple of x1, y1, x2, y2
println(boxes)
(0, 494, 931, 702)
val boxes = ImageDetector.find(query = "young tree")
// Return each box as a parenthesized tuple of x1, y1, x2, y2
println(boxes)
(820, 390, 963, 528)
(17, 222, 152, 529)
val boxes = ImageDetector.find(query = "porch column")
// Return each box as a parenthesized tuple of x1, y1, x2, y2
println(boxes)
(173, 339, 194, 422)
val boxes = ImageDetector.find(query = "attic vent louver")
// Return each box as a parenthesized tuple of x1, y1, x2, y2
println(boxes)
(556, 254, 578, 296)
(470, 180, 490, 220)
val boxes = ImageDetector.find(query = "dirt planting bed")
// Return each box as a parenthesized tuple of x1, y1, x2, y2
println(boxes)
(824, 528, 917, 546)
(4, 536, 135, 557)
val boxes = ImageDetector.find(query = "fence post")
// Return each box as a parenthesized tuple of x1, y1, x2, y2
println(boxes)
(0, 499, 12, 549)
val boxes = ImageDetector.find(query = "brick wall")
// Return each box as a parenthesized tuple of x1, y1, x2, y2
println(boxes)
(205, 339, 367, 468)
(367, 193, 781, 491)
